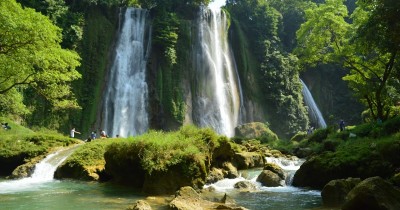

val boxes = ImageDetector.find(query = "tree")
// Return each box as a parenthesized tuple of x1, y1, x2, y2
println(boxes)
(0, 0, 81, 114)
(295, 0, 399, 121)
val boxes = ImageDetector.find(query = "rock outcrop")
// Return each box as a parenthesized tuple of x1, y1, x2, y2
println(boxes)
(234, 181, 258, 191)
(234, 122, 278, 143)
(256, 170, 284, 187)
(342, 177, 400, 210)
(127, 200, 152, 210)
(321, 177, 361, 207)
(233, 152, 264, 170)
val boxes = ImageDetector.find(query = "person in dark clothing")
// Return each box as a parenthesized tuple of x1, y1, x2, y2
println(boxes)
(339, 120, 345, 131)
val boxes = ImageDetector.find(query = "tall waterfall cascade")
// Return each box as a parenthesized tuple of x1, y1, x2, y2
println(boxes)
(102, 8, 151, 138)
(0, 145, 80, 193)
(301, 80, 327, 128)
(192, 6, 243, 137)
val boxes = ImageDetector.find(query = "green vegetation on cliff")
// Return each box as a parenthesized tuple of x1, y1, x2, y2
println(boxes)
(226, 0, 309, 138)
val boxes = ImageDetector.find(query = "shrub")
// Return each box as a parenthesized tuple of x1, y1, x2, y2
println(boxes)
(308, 128, 331, 143)
(290, 131, 307, 142)
(351, 123, 374, 137)
(382, 116, 400, 136)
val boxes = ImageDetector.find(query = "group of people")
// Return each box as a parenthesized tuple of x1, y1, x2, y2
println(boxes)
(70, 128, 108, 141)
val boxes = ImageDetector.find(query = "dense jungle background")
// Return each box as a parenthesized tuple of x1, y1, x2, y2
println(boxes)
(1, 0, 399, 140)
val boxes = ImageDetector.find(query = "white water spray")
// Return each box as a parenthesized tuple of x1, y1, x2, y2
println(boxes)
(102, 8, 151, 137)
(192, 6, 242, 137)
(301, 80, 327, 128)
(205, 157, 305, 192)
(0, 145, 80, 193)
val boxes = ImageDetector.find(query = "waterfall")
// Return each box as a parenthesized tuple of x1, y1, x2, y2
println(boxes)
(301, 80, 327, 128)
(0, 145, 80, 193)
(102, 8, 151, 138)
(192, 6, 243, 137)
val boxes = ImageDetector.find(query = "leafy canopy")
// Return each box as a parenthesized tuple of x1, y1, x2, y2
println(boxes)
(295, 0, 400, 121)
(0, 0, 81, 113)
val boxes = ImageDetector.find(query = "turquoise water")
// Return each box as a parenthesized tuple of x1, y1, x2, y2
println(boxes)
(0, 179, 155, 210)
(0, 178, 322, 210)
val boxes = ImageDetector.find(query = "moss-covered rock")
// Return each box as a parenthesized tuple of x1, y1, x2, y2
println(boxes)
(234, 122, 278, 143)
(256, 170, 285, 187)
(55, 140, 113, 181)
(321, 177, 361, 207)
(293, 138, 400, 189)
(342, 177, 400, 210)
(233, 152, 264, 170)
(263, 163, 285, 180)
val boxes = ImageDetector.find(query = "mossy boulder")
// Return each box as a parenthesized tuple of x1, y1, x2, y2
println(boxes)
(321, 177, 361, 207)
(342, 177, 400, 210)
(292, 140, 400, 190)
(256, 170, 285, 187)
(55, 141, 110, 181)
(263, 163, 285, 180)
(233, 152, 264, 170)
(234, 122, 278, 143)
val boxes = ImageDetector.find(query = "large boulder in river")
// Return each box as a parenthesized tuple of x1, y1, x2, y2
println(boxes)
(256, 170, 285, 187)
(263, 163, 285, 180)
(321, 177, 361, 207)
(342, 176, 400, 210)
(233, 152, 264, 170)
(234, 181, 258, 191)
(234, 122, 278, 143)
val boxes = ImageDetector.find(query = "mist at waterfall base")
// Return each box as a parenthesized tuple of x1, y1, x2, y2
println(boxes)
(1, 153, 322, 210)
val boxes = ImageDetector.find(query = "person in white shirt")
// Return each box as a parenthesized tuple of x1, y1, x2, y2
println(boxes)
(70, 128, 81, 138)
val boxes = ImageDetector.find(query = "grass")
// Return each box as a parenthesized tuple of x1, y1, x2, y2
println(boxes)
(106, 126, 221, 175)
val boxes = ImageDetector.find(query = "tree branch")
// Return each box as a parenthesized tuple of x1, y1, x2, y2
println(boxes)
(0, 72, 36, 94)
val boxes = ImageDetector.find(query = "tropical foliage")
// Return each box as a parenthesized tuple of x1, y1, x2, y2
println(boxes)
(0, 0, 81, 120)
(295, 0, 400, 121)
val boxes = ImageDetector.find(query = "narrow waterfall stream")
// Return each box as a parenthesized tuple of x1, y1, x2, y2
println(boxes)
(301, 80, 327, 128)
(0, 145, 80, 194)
(102, 8, 151, 138)
(192, 6, 243, 137)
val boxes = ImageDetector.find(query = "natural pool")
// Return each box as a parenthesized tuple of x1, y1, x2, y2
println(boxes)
(0, 149, 323, 210)
(0, 178, 322, 210)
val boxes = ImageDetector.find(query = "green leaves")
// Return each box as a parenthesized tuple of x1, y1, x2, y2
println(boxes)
(295, 0, 400, 121)
(0, 0, 81, 113)
(295, 0, 349, 66)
